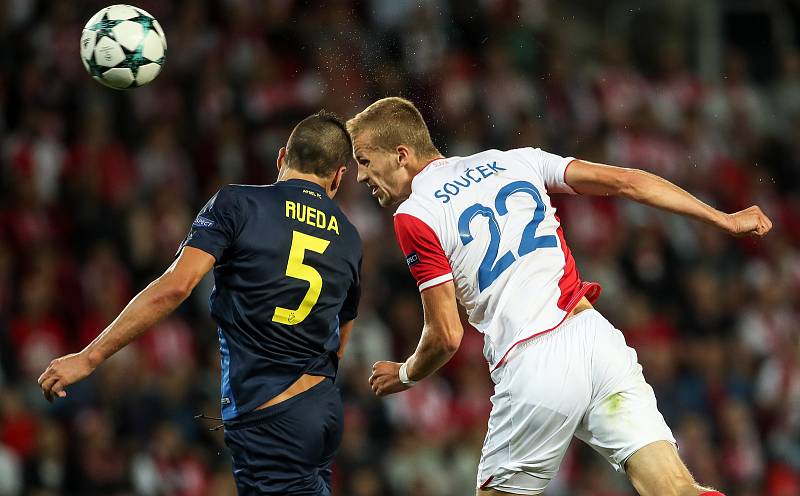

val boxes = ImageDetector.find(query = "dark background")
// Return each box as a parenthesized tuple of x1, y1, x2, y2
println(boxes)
(0, 1, 799, 494)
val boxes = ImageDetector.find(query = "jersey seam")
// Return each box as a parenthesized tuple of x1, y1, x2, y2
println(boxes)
(394, 213, 453, 271)
(490, 282, 599, 372)
(418, 273, 454, 292)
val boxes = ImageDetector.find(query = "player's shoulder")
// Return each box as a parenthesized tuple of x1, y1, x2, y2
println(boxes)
(215, 183, 268, 202)
(405, 149, 517, 198)
(328, 201, 362, 246)
(410, 148, 535, 185)
(464, 146, 554, 166)
(221, 181, 314, 207)
(396, 191, 443, 232)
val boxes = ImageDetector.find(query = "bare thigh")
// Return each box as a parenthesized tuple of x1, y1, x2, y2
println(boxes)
(625, 440, 701, 496)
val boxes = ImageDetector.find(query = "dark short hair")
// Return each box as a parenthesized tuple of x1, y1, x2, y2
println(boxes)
(285, 110, 353, 176)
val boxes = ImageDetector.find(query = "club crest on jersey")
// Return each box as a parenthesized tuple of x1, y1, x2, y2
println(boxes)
(193, 216, 215, 228)
(434, 161, 507, 203)
(406, 251, 420, 267)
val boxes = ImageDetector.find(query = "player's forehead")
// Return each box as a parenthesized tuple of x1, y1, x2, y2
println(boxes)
(351, 133, 380, 158)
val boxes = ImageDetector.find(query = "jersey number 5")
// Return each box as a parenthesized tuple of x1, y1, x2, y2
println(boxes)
(272, 231, 330, 325)
(459, 180, 557, 292)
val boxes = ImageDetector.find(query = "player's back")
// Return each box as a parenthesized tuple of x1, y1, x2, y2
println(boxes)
(394, 148, 599, 374)
(181, 179, 361, 420)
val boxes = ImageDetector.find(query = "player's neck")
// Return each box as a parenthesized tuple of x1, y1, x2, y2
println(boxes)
(411, 154, 445, 176)
(393, 154, 444, 203)
(277, 169, 333, 198)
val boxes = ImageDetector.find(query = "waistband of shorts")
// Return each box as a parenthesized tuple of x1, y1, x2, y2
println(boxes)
(498, 309, 601, 367)
(224, 377, 335, 430)
(562, 307, 599, 327)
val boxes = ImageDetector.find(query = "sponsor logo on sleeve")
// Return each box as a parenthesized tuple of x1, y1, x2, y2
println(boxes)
(193, 216, 215, 228)
(406, 251, 420, 267)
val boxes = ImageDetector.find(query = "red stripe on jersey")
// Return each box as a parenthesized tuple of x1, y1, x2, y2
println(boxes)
(490, 282, 598, 372)
(394, 213, 452, 288)
(490, 216, 602, 372)
(555, 217, 601, 309)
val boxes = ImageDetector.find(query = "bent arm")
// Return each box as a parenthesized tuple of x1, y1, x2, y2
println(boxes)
(564, 160, 772, 237)
(404, 281, 463, 381)
(83, 246, 215, 366)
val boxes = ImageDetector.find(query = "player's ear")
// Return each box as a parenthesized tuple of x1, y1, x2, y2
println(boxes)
(329, 166, 347, 198)
(396, 145, 410, 169)
(277, 147, 287, 173)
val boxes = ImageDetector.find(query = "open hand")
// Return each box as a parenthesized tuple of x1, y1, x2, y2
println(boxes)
(724, 206, 772, 238)
(37, 352, 96, 402)
(369, 361, 410, 397)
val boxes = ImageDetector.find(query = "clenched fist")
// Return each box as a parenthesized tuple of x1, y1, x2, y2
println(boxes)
(369, 361, 410, 397)
(723, 206, 773, 238)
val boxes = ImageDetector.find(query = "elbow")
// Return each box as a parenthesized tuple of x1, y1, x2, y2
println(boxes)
(443, 340, 460, 356)
(172, 285, 193, 302)
(437, 329, 462, 356)
(172, 279, 195, 301)
(158, 277, 194, 304)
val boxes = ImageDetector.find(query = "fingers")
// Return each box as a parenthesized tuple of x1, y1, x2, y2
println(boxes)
(759, 209, 773, 234)
(369, 362, 402, 396)
(52, 380, 67, 398)
(40, 375, 59, 403)
(370, 375, 384, 396)
(39, 365, 68, 402)
(370, 372, 393, 396)
(41, 375, 59, 394)
(734, 206, 773, 238)
(753, 211, 772, 237)
(38, 364, 54, 386)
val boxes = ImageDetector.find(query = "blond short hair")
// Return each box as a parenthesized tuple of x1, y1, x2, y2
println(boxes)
(346, 97, 440, 156)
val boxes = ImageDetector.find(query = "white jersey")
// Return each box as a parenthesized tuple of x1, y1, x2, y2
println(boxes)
(394, 148, 601, 372)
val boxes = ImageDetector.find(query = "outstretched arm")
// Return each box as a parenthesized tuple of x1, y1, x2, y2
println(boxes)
(563, 160, 772, 237)
(370, 281, 463, 396)
(38, 246, 214, 401)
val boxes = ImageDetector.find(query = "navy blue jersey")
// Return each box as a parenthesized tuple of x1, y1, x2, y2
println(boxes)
(178, 179, 362, 421)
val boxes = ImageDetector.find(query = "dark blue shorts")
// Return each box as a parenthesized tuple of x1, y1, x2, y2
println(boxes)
(223, 378, 343, 495)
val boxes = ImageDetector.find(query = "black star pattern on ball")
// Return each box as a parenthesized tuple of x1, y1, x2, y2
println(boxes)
(86, 10, 166, 89)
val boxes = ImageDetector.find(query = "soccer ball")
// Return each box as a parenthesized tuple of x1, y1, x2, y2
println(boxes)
(80, 4, 167, 90)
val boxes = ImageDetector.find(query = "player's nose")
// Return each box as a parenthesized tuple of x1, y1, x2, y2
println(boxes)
(356, 164, 368, 183)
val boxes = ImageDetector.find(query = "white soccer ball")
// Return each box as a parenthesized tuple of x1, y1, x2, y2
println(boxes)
(80, 4, 167, 90)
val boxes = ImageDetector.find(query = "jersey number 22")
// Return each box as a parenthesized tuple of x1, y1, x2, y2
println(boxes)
(459, 181, 557, 291)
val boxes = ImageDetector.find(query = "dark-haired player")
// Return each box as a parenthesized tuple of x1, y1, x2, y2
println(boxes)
(39, 111, 362, 495)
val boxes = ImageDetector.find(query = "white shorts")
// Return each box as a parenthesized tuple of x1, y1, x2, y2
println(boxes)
(477, 309, 676, 495)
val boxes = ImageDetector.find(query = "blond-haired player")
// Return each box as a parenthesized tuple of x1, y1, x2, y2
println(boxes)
(349, 97, 771, 496)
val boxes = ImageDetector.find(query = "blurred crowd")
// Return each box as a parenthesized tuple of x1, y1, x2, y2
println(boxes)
(1, 1, 799, 495)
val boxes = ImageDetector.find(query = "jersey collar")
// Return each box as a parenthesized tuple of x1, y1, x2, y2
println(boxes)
(282, 178, 327, 194)
(420, 156, 446, 172)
